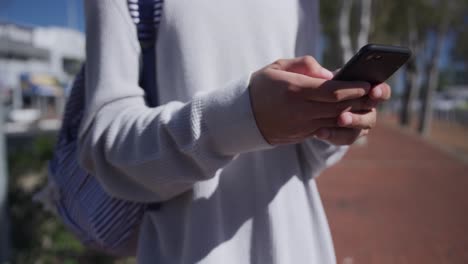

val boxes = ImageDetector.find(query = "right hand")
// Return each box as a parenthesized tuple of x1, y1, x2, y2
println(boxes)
(249, 56, 373, 145)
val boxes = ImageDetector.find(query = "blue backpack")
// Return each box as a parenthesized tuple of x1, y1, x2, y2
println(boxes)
(35, 0, 163, 256)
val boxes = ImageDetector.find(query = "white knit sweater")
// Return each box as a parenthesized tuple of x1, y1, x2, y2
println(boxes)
(79, 0, 347, 263)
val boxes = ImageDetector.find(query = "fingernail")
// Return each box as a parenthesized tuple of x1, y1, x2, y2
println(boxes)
(321, 68, 334, 79)
(315, 128, 330, 139)
(372, 87, 382, 98)
(339, 113, 353, 126)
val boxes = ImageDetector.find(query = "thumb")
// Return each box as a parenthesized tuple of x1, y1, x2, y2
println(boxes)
(272, 56, 334, 80)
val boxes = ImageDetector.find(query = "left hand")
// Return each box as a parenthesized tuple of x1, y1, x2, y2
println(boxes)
(283, 61, 392, 145)
(313, 82, 391, 145)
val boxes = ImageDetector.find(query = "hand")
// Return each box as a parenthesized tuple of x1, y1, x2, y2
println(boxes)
(313, 82, 391, 145)
(249, 56, 373, 145)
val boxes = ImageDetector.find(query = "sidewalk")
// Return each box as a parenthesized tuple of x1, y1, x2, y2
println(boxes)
(317, 123, 468, 264)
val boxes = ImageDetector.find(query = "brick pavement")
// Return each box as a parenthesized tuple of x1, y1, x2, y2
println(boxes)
(317, 124, 468, 264)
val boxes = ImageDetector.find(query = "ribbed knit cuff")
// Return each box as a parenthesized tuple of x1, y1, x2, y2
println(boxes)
(199, 73, 273, 155)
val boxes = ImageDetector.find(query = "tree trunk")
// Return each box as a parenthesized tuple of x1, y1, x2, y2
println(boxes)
(357, 0, 372, 49)
(339, 0, 354, 64)
(400, 17, 420, 128)
(418, 23, 448, 136)
(0, 99, 11, 263)
(400, 58, 419, 127)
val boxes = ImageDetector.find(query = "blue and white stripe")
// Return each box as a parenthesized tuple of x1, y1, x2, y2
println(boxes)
(128, 0, 164, 44)
(50, 67, 147, 255)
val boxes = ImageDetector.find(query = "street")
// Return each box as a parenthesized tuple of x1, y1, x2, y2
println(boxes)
(318, 123, 468, 263)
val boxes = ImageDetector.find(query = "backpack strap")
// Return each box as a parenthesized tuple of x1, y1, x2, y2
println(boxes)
(128, 0, 163, 211)
(128, 0, 164, 107)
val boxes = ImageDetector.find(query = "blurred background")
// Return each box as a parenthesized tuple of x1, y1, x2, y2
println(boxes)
(0, 0, 467, 263)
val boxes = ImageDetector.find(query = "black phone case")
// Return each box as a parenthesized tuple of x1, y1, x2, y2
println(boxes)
(333, 44, 412, 85)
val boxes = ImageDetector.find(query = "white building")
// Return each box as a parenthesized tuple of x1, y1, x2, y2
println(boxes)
(0, 22, 84, 128)
(33, 25, 85, 82)
(0, 22, 85, 97)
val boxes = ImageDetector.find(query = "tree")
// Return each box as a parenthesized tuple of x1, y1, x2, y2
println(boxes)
(321, 0, 468, 135)
(320, 0, 344, 69)
(320, 0, 373, 69)
(338, 0, 354, 63)
(418, 18, 449, 136)
(371, 0, 433, 127)
(452, 14, 468, 80)
(370, 0, 468, 134)
(338, 0, 373, 64)
(418, 0, 468, 136)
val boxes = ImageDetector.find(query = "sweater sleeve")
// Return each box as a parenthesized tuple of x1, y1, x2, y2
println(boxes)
(78, 0, 271, 203)
(296, 139, 348, 179)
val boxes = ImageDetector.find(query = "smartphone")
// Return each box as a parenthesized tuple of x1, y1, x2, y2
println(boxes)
(333, 44, 412, 85)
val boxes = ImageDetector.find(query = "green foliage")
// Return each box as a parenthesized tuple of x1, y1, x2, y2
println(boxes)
(7, 136, 54, 180)
(321, 0, 468, 57)
(7, 135, 121, 263)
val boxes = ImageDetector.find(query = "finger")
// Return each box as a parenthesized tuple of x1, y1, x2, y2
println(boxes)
(338, 108, 377, 129)
(313, 127, 362, 145)
(332, 68, 341, 76)
(335, 96, 377, 113)
(301, 79, 371, 103)
(272, 69, 371, 103)
(272, 56, 334, 79)
(273, 118, 342, 144)
(268, 117, 340, 144)
(369, 82, 391, 101)
(306, 118, 340, 129)
(305, 97, 377, 119)
(359, 129, 370, 138)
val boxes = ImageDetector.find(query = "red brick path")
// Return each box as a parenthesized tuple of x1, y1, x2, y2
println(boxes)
(317, 124, 468, 264)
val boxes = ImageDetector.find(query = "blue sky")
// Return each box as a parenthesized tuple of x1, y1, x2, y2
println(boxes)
(0, 0, 84, 32)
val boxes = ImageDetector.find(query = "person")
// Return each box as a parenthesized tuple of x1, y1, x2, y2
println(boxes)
(79, 0, 390, 263)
